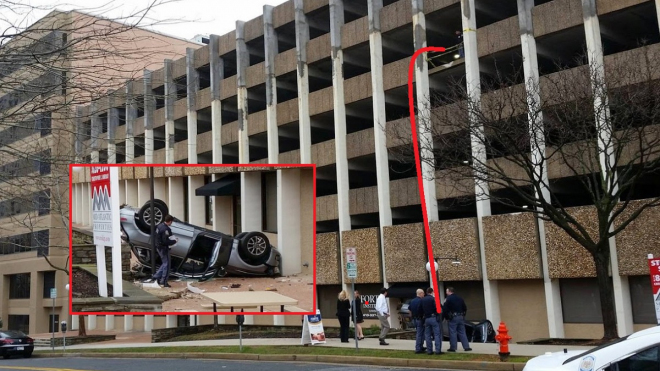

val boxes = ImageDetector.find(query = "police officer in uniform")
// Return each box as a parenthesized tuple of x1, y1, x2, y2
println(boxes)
(144, 215, 177, 287)
(443, 286, 472, 352)
(421, 287, 443, 355)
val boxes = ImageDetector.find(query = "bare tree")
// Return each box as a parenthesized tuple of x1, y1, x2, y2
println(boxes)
(0, 0, 193, 336)
(388, 45, 660, 340)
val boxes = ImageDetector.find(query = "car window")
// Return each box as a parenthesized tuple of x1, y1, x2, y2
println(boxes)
(605, 345, 660, 371)
(0, 330, 26, 337)
(564, 336, 631, 365)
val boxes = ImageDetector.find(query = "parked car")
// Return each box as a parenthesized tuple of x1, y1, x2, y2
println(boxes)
(0, 330, 34, 359)
(522, 325, 660, 371)
(119, 199, 281, 281)
(399, 298, 496, 343)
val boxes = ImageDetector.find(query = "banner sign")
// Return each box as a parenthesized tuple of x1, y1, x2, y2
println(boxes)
(90, 166, 113, 246)
(301, 310, 326, 345)
(648, 254, 660, 325)
(358, 294, 379, 319)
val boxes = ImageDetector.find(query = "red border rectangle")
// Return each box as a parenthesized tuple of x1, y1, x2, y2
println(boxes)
(68, 163, 317, 317)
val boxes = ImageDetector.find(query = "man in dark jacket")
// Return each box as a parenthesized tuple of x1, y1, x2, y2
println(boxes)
(421, 287, 443, 355)
(444, 286, 472, 352)
(145, 215, 177, 287)
(409, 288, 427, 354)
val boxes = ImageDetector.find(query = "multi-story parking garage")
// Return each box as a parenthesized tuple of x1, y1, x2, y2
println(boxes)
(53, 0, 660, 340)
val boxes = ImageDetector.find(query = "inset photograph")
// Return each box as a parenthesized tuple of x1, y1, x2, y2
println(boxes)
(69, 164, 316, 315)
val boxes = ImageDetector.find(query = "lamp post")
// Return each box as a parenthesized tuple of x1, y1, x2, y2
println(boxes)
(426, 257, 461, 301)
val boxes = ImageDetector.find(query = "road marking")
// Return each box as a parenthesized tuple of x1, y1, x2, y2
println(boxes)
(0, 366, 96, 371)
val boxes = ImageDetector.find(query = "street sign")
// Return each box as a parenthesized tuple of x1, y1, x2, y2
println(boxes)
(346, 247, 357, 279)
(50, 288, 57, 299)
(648, 254, 660, 325)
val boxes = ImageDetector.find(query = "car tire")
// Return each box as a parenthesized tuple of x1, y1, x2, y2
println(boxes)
(136, 199, 169, 231)
(238, 232, 271, 265)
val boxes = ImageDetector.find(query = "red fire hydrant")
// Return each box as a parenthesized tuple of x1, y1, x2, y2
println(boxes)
(494, 322, 512, 362)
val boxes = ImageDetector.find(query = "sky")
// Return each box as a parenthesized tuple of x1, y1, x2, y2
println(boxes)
(10, 0, 290, 41)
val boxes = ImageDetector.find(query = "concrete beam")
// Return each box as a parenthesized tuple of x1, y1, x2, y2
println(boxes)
(517, 0, 563, 338)
(461, 0, 500, 327)
(412, 0, 439, 223)
(237, 21, 250, 164)
(367, 0, 394, 328)
(187, 47, 199, 164)
(107, 95, 119, 164)
(330, 0, 351, 290)
(210, 34, 224, 164)
(143, 69, 155, 164)
(125, 81, 136, 164)
(264, 5, 280, 163)
(164, 59, 176, 164)
(295, 0, 312, 163)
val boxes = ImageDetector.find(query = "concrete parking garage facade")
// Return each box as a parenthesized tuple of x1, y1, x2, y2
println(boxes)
(43, 0, 660, 340)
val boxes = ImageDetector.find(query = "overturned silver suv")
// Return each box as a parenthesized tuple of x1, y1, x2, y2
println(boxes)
(119, 199, 281, 281)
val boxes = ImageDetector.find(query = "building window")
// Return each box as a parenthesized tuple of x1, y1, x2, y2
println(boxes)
(630, 275, 657, 324)
(560, 278, 603, 323)
(8, 315, 29, 334)
(33, 229, 50, 256)
(262, 171, 278, 233)
(36, 112, 52, 137)
(42, 271, 56, 299)
(9, 273, 31, 299)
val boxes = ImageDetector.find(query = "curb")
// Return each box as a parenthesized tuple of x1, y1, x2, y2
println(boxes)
(33, 352, 525, 370)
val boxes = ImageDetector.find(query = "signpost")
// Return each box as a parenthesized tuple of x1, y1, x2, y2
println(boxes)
(346, 247, 358, 350)
(50, 288, 56, 351)
(90, 166, 123, 297)
(648, 254, 660, 325)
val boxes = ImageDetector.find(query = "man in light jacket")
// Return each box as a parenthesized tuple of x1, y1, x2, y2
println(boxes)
(375, 287, 390, 345)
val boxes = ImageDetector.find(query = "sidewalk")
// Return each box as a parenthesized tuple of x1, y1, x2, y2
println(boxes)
(33, 329, 593, 357)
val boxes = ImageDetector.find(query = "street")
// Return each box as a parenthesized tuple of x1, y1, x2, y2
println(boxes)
(0, 357, 459, 371)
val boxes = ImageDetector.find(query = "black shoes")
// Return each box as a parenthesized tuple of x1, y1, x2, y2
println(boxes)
(447, 349, 456, 352)
(465, 348, 472, 351)
(380, 340, 389, 346)
(161, 282, 172, 288)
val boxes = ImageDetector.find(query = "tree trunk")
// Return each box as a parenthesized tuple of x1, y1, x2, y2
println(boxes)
(78, 315, 87, 337)
(594, 248, 618, 340)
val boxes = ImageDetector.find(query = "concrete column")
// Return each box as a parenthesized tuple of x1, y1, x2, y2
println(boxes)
(124, 315, 133, 332)
(71, 315, 79, 330)
(264, 5, 280, 163)
(165, 315, 177, 328)
(277, 169, 302, 276)
(90, 102, 100, 163)
(107, 96, 119, 164)
(368, 0, 395, 328)
(155, 177, 168, 201)
(137, 179, 151, 207)
(105, 315, 115, 331)
(188, 176, 206, 225)
(144, 315, 154, 332)
(294, 0, 312, 163)
(119, 181, 126, 205)
(236, 21, 250, 164)
(82, 183, 90, 226)
(516, 0, 564, 338)
(209, 34, 224, 164)
(216, 315, 226, 325)
(241, 171, 262, 231)
(657, 0, 660, 36)
(126, 180, 139, 207)
(144, 69, 155, 164)
(88, 315, 97, 330)
(164, 59, 176, 164)
(330, 0, 351, 293)
(274, 315, 285, 326)
(187, 47, 199, 163)
(460, 0, 500, 326)
(244, 316, 254, 325)
(169, 177, 185, 218)
(581, 0, 633, 337)
(213, 196, 233, 234)
(412, 0, 439, 222)
(74, 106, 83, 163)
(125, 80, 136, 164)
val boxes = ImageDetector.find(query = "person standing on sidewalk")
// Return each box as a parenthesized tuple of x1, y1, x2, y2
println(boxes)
(375, 287, 390, 345)
(422, 287, 443, 355)
(409, 288, 428, 354)
(351, 290, 365, 340)
(444, 287, 472, 352)
(336, 290, 351, 343)
(150, 215, 177, 287)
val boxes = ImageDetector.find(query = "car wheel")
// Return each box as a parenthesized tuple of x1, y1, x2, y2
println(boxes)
(137, 199, 169, 230)
(239, 232, 271, 265)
